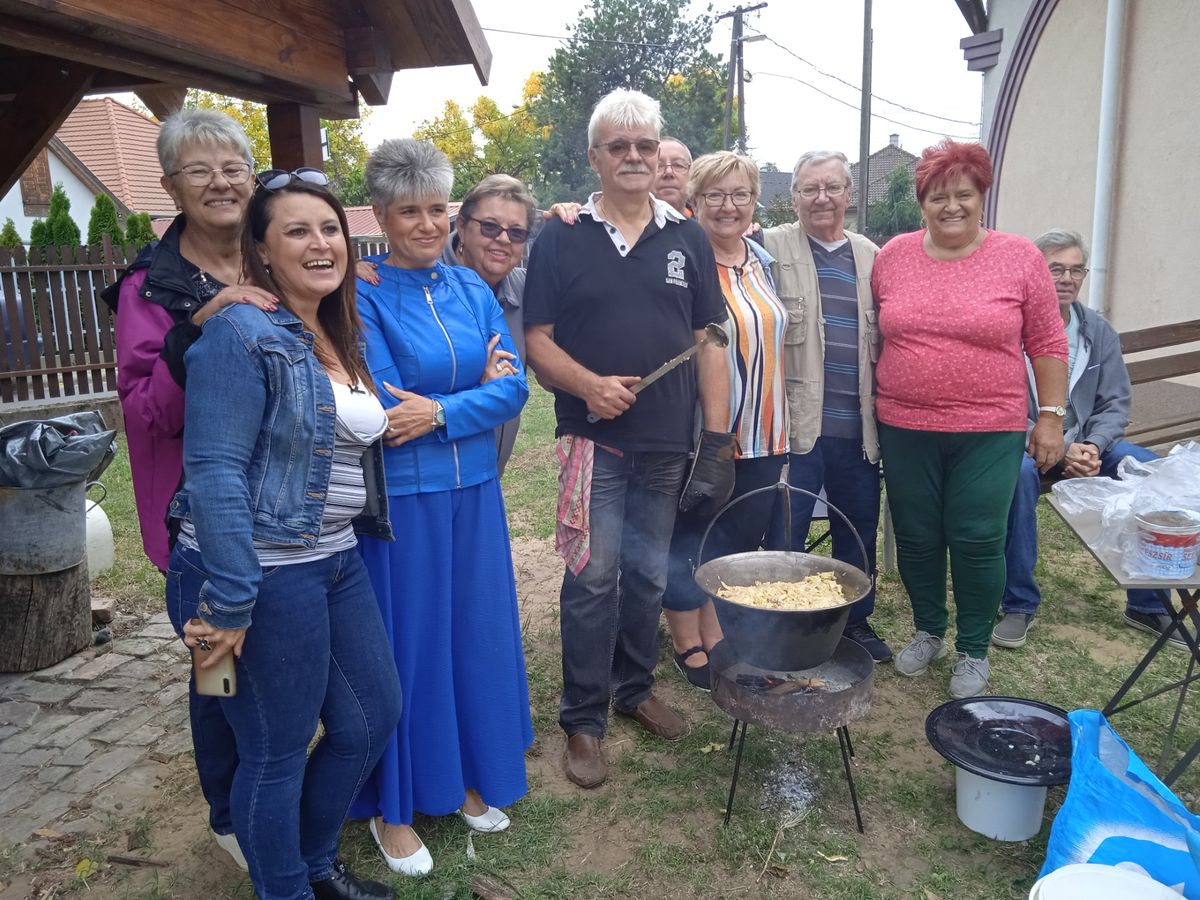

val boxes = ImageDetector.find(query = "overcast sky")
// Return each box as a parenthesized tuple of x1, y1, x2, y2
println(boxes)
(365, 0, 984, 169)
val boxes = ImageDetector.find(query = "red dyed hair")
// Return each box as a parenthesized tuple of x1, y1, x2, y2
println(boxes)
(914, 139, 994, 202)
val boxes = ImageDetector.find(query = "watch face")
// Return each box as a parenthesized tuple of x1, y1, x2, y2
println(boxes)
(435, 404, 446, 426)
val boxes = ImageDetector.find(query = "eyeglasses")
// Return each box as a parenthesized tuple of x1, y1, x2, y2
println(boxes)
(170, 163, 253, 186)
(795, 183, 848, 200)
(459, 214, 531, 244)
(593, 139, 660, 158)
(256, 167, 330, 191)
(656, 160, 691, 174)
(700, 189, 755, 208)
(1048, 264, 1089, 281)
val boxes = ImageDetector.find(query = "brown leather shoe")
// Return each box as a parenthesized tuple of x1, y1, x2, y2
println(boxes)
(563, 733, 607, 788)
(615, 694, 688, 741)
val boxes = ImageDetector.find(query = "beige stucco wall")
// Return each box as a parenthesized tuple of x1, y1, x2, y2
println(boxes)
(989, 0, 1200, 331)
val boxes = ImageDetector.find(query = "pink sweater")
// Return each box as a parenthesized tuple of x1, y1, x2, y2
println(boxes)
(871, 230, 1067, 433)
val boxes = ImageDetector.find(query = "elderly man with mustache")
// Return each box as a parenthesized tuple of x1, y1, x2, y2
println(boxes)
(524, 89, 731, 789)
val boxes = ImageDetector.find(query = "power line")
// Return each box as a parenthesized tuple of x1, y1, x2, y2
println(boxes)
(753, 71, 977, 141)
(481, 26, 682, 51)
(745, 26, 981, 128)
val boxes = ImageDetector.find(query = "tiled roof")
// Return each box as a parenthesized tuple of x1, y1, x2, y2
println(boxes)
(759, 170, 793, 210)
(849, 144, 919, 209)
(56, 98, 176, 217)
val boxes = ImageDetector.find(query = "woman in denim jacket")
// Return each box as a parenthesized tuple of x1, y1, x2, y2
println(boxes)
(348, 140, 531, 876)
(167, 175, 402, 900)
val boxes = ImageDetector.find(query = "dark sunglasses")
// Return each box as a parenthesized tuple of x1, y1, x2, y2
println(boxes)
(593, 138, 660, 159)
(256, 167, 330, 191)
(460, 214, 530, 244)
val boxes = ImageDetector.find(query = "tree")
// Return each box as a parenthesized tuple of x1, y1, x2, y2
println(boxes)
(29, 219, 48, 248)
(124, 213, 157, 247)
(867, 166, 921, 245)
(184, 90, 372, 206)
(87, 194, 124, 246)
(414, 74, 546, 199)
(45, 183, 81, 248)
(756, 191, 795, 229)
(0, 218, 21, 250)
(531, 0, 726, 199)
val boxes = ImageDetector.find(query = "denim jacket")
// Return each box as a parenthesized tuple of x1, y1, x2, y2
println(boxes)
(170, 303, 391, 629)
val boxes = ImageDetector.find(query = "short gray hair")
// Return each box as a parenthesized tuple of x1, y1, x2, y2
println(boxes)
(459, 174, 537, 231)
(157, 109, 252, 174)
(790, 150, 853, 193)
(659, 136, 693, 162)
(587, 89, 662, 147)
(365, 139, 454, 208)
(1034, 228, 1090, 266)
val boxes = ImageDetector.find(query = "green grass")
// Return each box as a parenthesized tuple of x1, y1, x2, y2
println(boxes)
(18, 404, 1200, 899)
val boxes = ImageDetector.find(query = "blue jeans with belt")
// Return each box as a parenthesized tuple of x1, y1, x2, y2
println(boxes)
(558, 447, 686, 737)
(168, 545, 402, 900)
(1003, 440, 1171, 616)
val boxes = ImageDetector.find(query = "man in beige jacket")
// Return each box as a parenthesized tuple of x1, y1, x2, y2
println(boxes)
(762, 150, 890, 662)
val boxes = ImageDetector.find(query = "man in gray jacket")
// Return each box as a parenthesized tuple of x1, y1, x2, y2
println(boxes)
(993, 228, 1173, 649)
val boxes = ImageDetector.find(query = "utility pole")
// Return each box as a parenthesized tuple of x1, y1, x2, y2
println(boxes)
(857, 0, 873, 234)
(718, 2, 767, 152)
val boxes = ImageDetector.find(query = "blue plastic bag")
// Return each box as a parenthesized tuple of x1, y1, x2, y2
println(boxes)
(1041, 709, 1200, 895)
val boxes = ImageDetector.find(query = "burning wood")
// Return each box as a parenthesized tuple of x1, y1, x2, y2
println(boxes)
(735, 674, 827, 695)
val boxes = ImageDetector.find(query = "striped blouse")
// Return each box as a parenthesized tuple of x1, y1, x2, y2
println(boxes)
(719, 241, 789, 459)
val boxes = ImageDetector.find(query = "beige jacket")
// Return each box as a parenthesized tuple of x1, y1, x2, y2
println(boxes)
(762, 222, 882, 463)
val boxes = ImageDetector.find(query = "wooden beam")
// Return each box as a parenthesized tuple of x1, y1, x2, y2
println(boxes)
(0, 56, 95, 197)
(267, 103, 324, 171)
(135, 85, 186, 119)
(346, 26, 393, 74)
(352, 72, 393, 107)
(361, 0, 492, 85)
(0, 2, 354, 109)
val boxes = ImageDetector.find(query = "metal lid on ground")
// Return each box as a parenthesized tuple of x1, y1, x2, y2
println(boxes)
(925, 696, 1072, 787)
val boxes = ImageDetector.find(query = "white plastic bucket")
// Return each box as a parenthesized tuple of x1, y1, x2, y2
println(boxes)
(955, 766, 1047, 841)
(1134, 509, 1200, 579)
(1028, 862, 1181, 899)
(85, 503, 114, 579)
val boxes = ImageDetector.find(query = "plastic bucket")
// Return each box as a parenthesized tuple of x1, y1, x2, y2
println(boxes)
(955, 766, 1047, 842)
(1134, 509, 1200, 579)
(0, 480, 89, 575)
(1028, 862, 1181, 899)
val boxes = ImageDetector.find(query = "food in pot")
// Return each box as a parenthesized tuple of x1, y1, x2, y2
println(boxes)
(717, 571, 847, 610)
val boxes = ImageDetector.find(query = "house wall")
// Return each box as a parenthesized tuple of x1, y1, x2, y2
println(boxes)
(980, 0, 1036, 140)
(986, 0, 1200, 331)
(0, 154, 93, 243)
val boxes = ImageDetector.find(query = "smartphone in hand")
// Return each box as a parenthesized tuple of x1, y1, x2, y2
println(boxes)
(190, 619, 237, 697)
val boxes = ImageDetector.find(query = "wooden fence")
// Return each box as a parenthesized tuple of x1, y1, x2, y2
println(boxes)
(0, 236, 390, 405)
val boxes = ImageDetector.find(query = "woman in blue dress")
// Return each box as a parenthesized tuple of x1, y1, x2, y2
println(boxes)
(350, 139, 531, 877)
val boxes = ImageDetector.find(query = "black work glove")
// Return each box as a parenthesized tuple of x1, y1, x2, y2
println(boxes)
(678, 430, 736, 519)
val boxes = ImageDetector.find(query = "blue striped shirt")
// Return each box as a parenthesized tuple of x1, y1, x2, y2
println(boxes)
(810, 237, 862, 440)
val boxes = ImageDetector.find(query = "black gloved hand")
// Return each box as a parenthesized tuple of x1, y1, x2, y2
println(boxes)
(678, 430, 737, 519)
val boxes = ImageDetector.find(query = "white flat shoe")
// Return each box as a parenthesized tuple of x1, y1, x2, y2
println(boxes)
(211, 829, 248, 871)
(368, 817, 433, 876)
(458, 805, 510, 833)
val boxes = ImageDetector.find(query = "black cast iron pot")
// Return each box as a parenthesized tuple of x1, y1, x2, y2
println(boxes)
(692, 483, 872, 672)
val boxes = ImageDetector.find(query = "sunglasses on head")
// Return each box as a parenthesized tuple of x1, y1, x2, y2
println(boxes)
(256, 167, 330, 191)
(459, 214, 531, 244)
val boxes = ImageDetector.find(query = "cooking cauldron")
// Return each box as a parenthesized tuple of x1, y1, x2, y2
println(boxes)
(693, 484, 872, 671)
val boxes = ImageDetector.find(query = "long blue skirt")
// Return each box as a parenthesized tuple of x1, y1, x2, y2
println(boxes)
(349, 478, 532, 825)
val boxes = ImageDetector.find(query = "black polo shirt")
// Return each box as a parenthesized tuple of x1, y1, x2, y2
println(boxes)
(524, 206, 725, 452)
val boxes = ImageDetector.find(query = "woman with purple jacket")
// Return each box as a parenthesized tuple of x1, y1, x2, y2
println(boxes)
(103, 109, 277, 869)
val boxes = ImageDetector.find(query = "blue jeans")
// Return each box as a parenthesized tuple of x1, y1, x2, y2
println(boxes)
(168, 545, 402, 900)
(1003, 440, 1170, 616)
(189, 687, 238, 838)
(769, 437, 881, 625)
(558, 448, 687, 737)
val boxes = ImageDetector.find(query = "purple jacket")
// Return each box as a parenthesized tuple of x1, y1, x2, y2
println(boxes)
(105, 216, 212, 571)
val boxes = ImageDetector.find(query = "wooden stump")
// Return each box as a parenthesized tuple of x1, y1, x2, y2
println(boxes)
(0, 560, 91, 672)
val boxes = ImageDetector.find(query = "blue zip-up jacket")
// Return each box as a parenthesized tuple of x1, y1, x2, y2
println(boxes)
(357, 258, 528, 495)
(170, 302, 392, 629)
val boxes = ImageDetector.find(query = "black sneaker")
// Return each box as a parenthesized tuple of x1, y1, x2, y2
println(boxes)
(1124, 611, 1192, 651)
(844, 621, 893, 663)
(312, 859, 393, 900)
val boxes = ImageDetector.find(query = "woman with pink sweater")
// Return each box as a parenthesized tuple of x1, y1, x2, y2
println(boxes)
(871, 140, 1067, 699)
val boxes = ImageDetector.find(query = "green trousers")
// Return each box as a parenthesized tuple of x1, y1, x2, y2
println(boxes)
(879, 424, 1026, 658)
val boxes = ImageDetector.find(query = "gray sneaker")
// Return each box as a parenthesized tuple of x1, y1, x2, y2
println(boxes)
(992, 613, 1033, 649)
(895, 631, 948, 676)
(950, 653, 990, 699)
